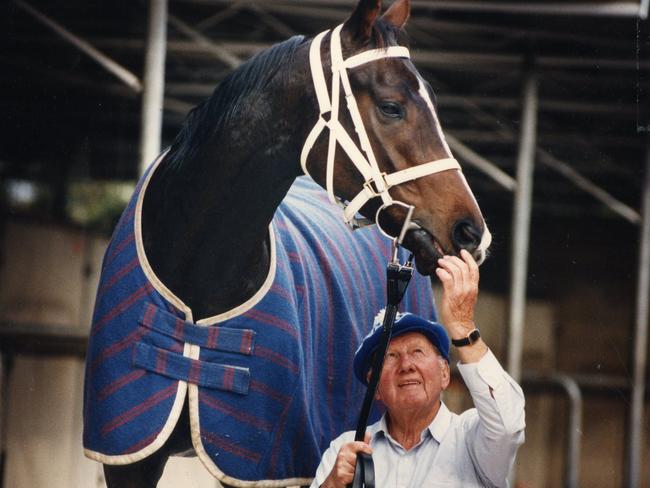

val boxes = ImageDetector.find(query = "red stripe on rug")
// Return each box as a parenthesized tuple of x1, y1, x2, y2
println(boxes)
(244, 309, 298, 339)
(98, 256, 139, 296)
(90, 328, 145, 373)
(124, 429, 159, 454)
(200, 431, 261, 463)
(104, 231, 135, 268)
(97, 369, 146, 402)
(255, 346, 299, 375)
(200, 395, 272, 432)
(101, 384, 177, 436)
(249, 379, 291, 406)
(92, 283, 153, 336)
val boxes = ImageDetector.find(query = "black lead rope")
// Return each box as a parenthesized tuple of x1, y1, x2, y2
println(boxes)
(349, 255, 414, 488)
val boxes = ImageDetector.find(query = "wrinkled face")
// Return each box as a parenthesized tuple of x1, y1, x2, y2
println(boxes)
(375, 332, 450, 413)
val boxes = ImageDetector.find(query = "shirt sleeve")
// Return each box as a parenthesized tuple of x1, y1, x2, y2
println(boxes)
(310, 431, 356, 488)
(456, 348, 526, 487)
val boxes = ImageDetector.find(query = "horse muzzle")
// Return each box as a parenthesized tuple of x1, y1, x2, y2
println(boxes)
(402, 220, 491, 274)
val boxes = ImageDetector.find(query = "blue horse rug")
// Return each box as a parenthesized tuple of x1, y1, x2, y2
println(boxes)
(83, 155, 436, 486)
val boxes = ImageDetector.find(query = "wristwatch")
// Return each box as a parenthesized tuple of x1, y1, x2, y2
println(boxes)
(451, 328, 481, 347)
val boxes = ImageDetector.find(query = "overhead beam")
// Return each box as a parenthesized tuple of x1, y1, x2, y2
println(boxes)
(440, 94, 639, 117)
(437, 79, 643, 224)
(445, 133, 517, 191)
(447, 130, 642, 150)
(411, 0, 644, 18)
(87, 38, 650, 72)
(195, 1, 246, 30)
(247, 3, 297, 38)
(12, 0, 142, 93)
(537, 151, 640, 224)
(168, 14, 242, 68)
(176, 0, 648, 18)
(162, 83, 639, 118)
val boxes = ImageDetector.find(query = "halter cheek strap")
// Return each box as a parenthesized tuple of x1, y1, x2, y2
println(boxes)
(300, 24, 462, 231)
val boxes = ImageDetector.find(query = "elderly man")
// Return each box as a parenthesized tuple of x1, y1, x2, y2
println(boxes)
(311, 250, 525, 488)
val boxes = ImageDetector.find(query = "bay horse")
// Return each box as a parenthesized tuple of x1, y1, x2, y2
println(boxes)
(83, 1, 491, 486)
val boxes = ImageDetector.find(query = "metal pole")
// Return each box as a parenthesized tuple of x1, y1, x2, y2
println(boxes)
(0, 355, 4, 488)
(139, 0, 168, 175)
(0, 356, 12, 488)
(641, 0, 650, 19)
(557, 376, 582, 488)
(507, 69, 538, 383)
(522, 372, 582, 488)
(626, 140, 650, 487)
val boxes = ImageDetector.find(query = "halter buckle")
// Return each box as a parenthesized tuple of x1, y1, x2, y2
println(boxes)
(362, 173, 388, 197)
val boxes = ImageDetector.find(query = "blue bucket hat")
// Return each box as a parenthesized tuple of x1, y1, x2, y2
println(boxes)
(353, 311, 450, 385)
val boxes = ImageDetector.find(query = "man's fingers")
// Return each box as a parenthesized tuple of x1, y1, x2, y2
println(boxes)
(435, 267, 452, 284)
(438, 256, 465, 289)
(340, 440, 373, 457)
(460, 249, 479, 284)
(353, 440, 373, 455)
(333, 440, 373, 485)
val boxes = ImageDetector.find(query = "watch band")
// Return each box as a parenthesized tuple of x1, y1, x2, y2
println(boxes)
(451, 328, 481, 347)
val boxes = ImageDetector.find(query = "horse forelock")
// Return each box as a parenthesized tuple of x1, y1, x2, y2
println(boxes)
(370, 18, 409, 49)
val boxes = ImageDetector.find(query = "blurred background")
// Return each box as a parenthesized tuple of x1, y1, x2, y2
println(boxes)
(0, 0, 649, 486)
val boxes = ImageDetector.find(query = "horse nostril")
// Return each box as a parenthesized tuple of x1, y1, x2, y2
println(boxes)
(452, 219, 481, 253)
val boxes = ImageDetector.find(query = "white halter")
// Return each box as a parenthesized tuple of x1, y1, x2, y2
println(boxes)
(300, 24, 462, 232)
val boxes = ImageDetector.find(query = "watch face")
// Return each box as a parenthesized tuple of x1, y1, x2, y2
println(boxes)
(469, 329, 480, 343)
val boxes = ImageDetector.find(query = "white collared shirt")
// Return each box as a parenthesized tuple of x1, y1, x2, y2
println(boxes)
(310, 349, 525, 488)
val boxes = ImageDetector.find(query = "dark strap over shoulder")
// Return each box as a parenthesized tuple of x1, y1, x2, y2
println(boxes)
(350, 261, 414, 488)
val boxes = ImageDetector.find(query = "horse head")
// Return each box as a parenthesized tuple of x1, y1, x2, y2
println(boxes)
(301, 0, 491, 275)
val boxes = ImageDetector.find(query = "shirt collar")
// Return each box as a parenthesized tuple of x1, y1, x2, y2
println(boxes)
(367, 414, 389, 440)
(427, 401, 452, 443)
(367, 401, 452, 444)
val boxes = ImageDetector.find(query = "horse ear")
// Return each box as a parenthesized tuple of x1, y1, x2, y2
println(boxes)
(342, 0, 382, 43)
(381, 0, 411, 29)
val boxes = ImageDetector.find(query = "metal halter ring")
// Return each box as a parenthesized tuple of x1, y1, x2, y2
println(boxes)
(373, 201, 418, 262)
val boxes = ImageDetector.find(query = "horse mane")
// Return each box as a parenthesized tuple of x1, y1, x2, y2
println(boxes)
(162, 35, 307, 172)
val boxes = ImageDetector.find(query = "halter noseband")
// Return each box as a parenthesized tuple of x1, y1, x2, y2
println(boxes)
(300, 24, 462, 233)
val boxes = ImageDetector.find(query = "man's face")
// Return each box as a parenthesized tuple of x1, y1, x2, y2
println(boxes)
(375, 332, 450, 412)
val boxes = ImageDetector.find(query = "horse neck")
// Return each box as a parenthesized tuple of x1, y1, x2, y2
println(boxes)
(142, 47, 314, 319)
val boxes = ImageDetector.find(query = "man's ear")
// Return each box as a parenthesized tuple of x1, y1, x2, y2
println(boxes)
(441, 361, 451, 390)
(342, 0, 382, 44)
(381, 0, 411, 30)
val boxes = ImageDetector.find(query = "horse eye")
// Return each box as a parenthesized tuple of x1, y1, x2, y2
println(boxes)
(378, 101, 404, 119)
